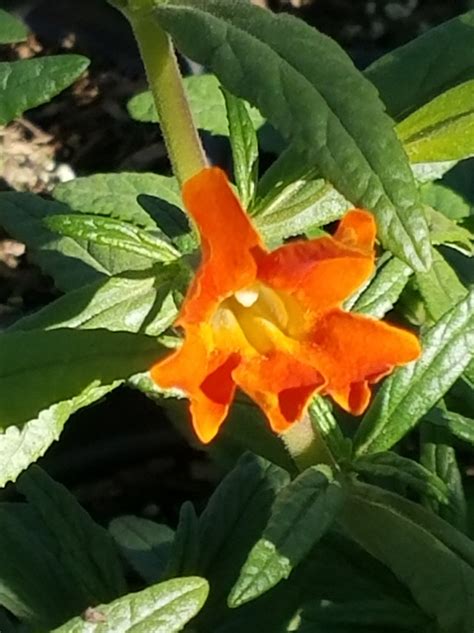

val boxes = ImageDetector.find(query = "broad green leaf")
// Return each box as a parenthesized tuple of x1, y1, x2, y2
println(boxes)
(10, 266, 180, 336)
(420, 423, 468, 531)
(0, 329, 163, 428)
(340, 482, 474, 633)
(223, 89, 258, 208)
(109, 516, 174, 584)
(353, 451, 450, 505)
(164, 501, 199, 579)
(420, 181, 472, 221)
(398, 80, 474, 163)
(53, 172, 182, 230)
(425, 207, 473, 254)
(0, 9, 28, 44)
(128, 74, 264, 135)
(416, 248, 468, 322)
(354, 289, 474, 455)
(228, 466, 345, 607)
(0, 383, 116, 487)
(0, 56, 89, 125)
(155, 0, 430, 271)
(198, 453, 289, 618)
(0, 193, 154, 291)
(45, 214, 180, 262)
(349, 257, 413, 318)
(18, 467, 126, 603)
(366, 10, 474, 120)
(50, 576, 209, 633)
(299, 598, 429, 632)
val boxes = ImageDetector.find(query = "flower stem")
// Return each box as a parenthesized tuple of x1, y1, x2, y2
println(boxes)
(282, 414, 338, 473)
(124, 4, 207, 186)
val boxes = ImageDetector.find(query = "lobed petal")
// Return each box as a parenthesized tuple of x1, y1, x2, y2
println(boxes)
(308, 309, 421, 415)
(255, 210, 376, 314)
(179, 168, 265, 325)
(234, 347, 325, 433)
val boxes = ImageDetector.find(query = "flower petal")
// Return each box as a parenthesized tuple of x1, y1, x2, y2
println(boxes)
(180, 168, 264, 324)
(233, 349, 325, 433)
(308, 309, 421, 415)
(255, 210, 376, 313)
(150, 325, 239, 443)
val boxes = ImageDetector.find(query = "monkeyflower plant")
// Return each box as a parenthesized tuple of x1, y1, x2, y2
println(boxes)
(0, 1, 474, 632)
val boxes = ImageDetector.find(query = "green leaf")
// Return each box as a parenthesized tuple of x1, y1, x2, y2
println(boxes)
(45, 214, 180, 262)
(416, 248, 468, 323)
(10, 266, 180, 336)
(366, 10, 474, 120)
(354, 289, 474, 455)
(155, 0, 430, 271)
(0, 55, 89, 125)
(223, 89, 258, 208)
(0, 193, 156, 291)
(412, 160, 458, 183)
(349, 256, 413, 318)
(128, 73, 264, 135)
(340, 482, 474, 633)
(425, 207, 473, 254)
(0, 9, 28, 44)
(0, 383, 116, 487)
(420, 423, 468, 531)
(53, 172, 183, 230)
(164, 501, 200, 579)
(428, 407, 474, 446)
(420, 181, 472, 221)
(353, 451, 450, 505)
(50, 576, 209, 633)
(398, 80, 474, 163)
(0, 329, 163, 428)
(309, 397, 352, 464)
(18, 467, 126, 603)
(0, 504, 85, 628)
(198, 453, 289, 618)
(228, 466, 345, 607)
(109, 516, 174, 584)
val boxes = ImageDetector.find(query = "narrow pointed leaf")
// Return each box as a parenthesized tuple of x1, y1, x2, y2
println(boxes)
(223, 89, 259, 208)
(398, 80, 474, 163)
(354, 289, 474, 455)
(164, 501, 200, 579)
(155, 0, 430, 270)
(10, 266, 180, 336)
(45, 214, 180, 262)
(428, 408, 474, 446)
(350, 256, 413, 318)
(50, 577, 209, 633)
(0, 56, 89, 125)
(228, 466, 345, 607)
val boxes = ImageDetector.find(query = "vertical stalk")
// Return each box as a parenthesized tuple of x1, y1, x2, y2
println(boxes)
(126, 7, 207, 186)
(282, 414, 338, 472)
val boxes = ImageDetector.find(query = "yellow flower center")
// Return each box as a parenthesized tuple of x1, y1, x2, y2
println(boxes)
(214, 282, 306, 355)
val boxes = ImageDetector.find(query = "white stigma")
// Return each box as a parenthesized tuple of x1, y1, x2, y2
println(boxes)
(234, 287, 259, 307)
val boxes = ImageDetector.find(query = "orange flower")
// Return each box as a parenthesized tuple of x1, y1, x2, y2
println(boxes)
(151, 168, 420, 443)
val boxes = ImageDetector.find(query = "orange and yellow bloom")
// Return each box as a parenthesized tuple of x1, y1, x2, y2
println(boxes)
(151, 168, 420, 443)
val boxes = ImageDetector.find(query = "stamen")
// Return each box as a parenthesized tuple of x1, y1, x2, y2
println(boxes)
(235, 286, 259, 307)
